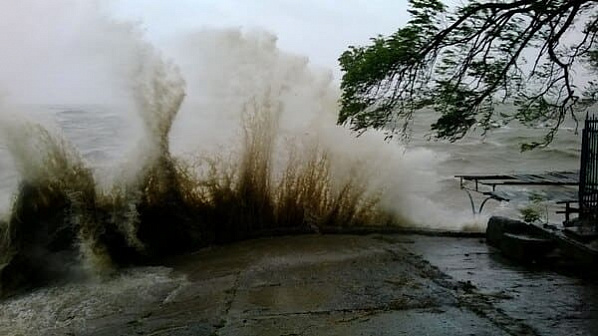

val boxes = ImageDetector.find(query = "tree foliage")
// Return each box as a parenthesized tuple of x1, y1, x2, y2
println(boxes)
(338, 0, 598, 149)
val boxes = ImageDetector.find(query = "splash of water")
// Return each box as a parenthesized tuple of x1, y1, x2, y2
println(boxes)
(0, 4, 476, 297)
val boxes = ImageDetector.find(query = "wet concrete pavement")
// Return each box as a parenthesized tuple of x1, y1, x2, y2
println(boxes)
(3, 234, 598, 335)
(404, 236, 598, 336)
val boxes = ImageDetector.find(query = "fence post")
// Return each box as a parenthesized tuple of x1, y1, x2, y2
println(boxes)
(579, 116, 598, 227)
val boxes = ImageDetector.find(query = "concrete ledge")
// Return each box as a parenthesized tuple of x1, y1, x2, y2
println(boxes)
(486, 216, 529, 247)
(248, 225, 485, 239)
(486, 216, 556, 262)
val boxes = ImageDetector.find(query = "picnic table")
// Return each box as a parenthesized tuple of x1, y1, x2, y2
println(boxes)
(455, 171, 579, 221)
(456, 115, 598, 229)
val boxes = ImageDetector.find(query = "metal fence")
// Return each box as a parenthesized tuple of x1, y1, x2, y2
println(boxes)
(579, 115, 598, 225)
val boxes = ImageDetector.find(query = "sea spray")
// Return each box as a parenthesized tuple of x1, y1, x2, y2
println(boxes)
(0, 5, 470, 296)
(187, 97, 392, 241)
(0, 0, 189, 291)
(0, 120, 103, 294)
(0, 47, 397, 296)
(164, 29, 459, 231)
(120, 48, 205, 258)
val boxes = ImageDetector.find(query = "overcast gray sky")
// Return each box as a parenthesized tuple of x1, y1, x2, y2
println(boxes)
(109, 1, 410, 79)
